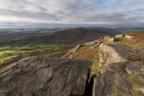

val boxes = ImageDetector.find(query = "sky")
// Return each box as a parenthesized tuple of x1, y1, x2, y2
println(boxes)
(0, 0, 144, 27)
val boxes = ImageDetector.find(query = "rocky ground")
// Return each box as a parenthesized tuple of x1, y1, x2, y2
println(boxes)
(0, 33, 144, 96)
(0, 56, 91, 96)
(62, 33, 144, 96)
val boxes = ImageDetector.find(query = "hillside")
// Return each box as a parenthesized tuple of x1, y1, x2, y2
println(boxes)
(126, 32, 144, 49)
(117, 28, 144, 32)
(0, 32, 143, 96)
(62, 31, 144, 70)
(0, 27, 118, 46)
(0, 27, 118, 65)
(0, 29, 143, 96)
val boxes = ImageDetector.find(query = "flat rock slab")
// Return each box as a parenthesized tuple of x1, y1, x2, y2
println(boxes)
(0, 56, 91, 96)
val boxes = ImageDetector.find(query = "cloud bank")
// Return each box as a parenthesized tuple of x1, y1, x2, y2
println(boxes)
(0, 0, 144, 26)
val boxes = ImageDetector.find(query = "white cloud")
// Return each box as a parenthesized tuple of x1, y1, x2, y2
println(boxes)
(0, 0, 144, 26)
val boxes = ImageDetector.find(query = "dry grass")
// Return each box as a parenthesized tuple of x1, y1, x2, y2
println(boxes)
(126, 32, 144, 49)
(66, 32, 144, 74)
(71, 45, 100, 74)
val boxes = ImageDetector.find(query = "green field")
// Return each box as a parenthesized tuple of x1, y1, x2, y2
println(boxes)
(0, 29, 70, 65)
(0, 44, 66, 64)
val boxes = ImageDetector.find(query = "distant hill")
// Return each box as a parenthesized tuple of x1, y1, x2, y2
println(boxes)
(117, 27, 144, 32)
(0, 27, 119, 46)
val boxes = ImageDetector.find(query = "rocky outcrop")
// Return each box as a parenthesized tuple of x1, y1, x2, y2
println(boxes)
(61, 41, 144, 96)
(0, 39, 144, 96)
(0, 56, 91, 96)
(99, 44, 134, 72)
(82, 40, 100, 46)
(61, 40, 101, 59)
(89, 43, 144, 96)
(91, 61, 144, 96)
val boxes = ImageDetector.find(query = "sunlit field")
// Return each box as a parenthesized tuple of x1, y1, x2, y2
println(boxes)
(0, 44, 66, 64)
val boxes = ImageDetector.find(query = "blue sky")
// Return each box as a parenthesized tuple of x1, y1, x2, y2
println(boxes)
(0, 0, 144, 27)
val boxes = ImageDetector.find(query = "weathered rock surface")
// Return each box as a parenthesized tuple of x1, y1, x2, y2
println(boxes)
(99, 44, 135, 72)
(86, 43, 144, 96)
(91, 61, 144, 96)
(61, 40, 101, 60)
(0, 56, 91, 96)
(82, 40, 100, 46)
(1, 39, 144, 96)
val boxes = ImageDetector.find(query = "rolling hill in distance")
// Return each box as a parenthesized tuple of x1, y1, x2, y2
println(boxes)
(0, 27, 120, 46)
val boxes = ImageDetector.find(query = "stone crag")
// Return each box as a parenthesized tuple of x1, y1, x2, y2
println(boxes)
(91, 61, 144, 96)
(90, 43, 144, 96)
(63, 40, 144, 96)
(0, 40, 144, 96)
(0, 56, 91, 96)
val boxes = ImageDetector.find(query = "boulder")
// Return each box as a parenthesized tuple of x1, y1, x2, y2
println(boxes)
(0, 56, 91, 96)
(103, 36, 114, 43)
(124, 35, 134, 40)
(82, 40, 100, 46)
(89, 61, 144, 96)
(89, 43, 144, 96)
(99, 44, 131, 72)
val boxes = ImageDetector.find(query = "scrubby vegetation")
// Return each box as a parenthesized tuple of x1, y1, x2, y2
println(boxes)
(68, 45, 100, 74)
(129, 73, 144, 88)
(113, 32, 144, 49)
